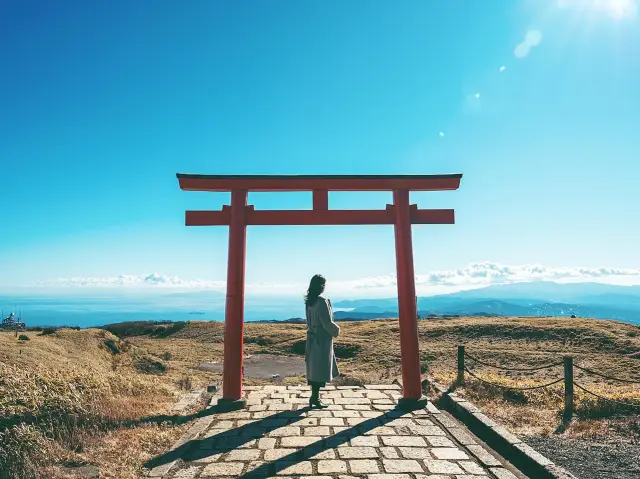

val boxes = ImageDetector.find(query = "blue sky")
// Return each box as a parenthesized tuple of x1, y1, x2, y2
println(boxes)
(1, 0, 639, 299)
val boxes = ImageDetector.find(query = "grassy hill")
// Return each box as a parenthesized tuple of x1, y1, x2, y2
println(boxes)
(2, 315, 639, 478)
(0, 328, 202, 479)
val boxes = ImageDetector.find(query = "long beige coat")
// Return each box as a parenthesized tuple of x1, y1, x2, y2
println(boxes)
(305, 296, 340, 383)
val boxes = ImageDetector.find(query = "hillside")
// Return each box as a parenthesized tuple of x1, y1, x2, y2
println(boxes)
(3, 315, 639, 478)
(0, 328, 204, 479)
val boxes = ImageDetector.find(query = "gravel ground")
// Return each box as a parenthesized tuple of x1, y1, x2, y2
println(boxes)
(524, 435, 640, 479)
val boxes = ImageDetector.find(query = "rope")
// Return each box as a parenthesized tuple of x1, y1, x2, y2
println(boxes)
(464, 367, 564, 391)
(464, 352, 563, 372)
(573, 382, 640, 409)
(573, 365, 640, 385)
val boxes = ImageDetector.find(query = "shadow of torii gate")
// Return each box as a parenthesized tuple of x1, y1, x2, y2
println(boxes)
(176, 174, 462, 407)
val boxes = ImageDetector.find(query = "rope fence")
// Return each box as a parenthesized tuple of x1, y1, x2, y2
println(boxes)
(456, 345, 640, 419)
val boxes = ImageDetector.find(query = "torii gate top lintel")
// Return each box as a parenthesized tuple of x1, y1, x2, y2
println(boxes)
(176, 173, 462, 192)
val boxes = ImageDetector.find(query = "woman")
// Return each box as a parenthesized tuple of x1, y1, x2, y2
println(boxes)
(304, 274, 340, 409)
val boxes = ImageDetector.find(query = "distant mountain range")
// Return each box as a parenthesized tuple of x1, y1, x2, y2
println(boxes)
(332, 282, 640, 325)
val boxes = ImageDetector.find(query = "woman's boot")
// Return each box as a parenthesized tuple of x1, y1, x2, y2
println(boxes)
(309, 385, 328, 409)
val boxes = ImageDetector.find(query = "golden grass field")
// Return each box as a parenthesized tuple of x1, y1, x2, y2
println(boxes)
(1, 315, 639, 478)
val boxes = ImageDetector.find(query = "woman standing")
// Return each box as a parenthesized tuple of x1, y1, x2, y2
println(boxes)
(304, 274, 340, 409)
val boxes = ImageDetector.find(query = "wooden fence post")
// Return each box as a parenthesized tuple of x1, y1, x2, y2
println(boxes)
(457, 345, 465, 385)
(564, 356, 574, 421)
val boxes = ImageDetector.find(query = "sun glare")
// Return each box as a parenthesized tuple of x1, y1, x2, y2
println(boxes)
(558, 0, 638, 20)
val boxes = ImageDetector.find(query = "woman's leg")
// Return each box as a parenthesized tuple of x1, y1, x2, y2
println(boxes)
(308, 381, 327, 408)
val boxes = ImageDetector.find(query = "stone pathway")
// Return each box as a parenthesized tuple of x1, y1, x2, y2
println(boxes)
(148, 385, 523, 479)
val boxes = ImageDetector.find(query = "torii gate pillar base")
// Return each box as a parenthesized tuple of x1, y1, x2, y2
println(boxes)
(397, 396, 429, 411)
(217, 398, 248, 412)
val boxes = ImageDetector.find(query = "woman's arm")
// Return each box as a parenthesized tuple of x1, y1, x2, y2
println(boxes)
(318, 298, 340, 338)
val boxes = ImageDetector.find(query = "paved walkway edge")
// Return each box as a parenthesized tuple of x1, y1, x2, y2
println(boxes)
(144, 391, 219, 478)
(424, 378, 578, 479)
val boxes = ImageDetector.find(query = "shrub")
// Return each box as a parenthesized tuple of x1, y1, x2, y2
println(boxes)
(176, 376, 192, 390)
(40, 327, 57, 336)
(18, 334, 30, 341)
(162, 351, 172, 361)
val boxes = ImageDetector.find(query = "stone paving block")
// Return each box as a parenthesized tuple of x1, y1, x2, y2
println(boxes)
(332, 410, 361, 418)
(386, 418, 415, 427)
(381, 436, 427, 447)
(379, 447, 400, 459)
(202, 428, 232, 438)
(269, 403, 294, 411)
(320, 417, 345, 426)
(345, 417, 368, 426)
(363, 390, 388, 398)
(306, 410, 333, 418)
(368, 475, 411, 479)
(423, 459, 465, 475)
(201, 462, 245, 476)
(298, 418, 318, 426)
(225, 449, 261, 461)
(337, 446, 379, 459)
(361, 410, 385, 418)
(465, 445, 501, 467)
(446, 428, 477, 446)
(269, 426, 301, 437)
(425, 402, 440, 414)
(281, 436, 323, 448)
(321, 385, 336, 390)
(275, 461, 313, 475)
(364, 426, 396, 435)
(173, 466, 202, 478)
(432, 414, 458, 429)
(430, 447, 469, 460)
(373, 404, 396, 411)
(365, 384, 401, 390)
(317, 460, 348, 473)
(304, 448, 336, 459)
(303, 426, 330, 436)
(326, 405, 344, 411)
(344, 404, 372, 410)
(398, 447, 432, 459)
(237, 419, 258, 427)
(413, 418, 435, 426)
(264, 448, 298, 461)
(407, 424, 446, 436)
(341, 391, 365, 398)
(489, 467, 520, 479)
(459, 460, 487, 475)
(250, 405, 268, 412)
(192, 452, 223, 463)
(334, 398, 371, 405)
(425, 436, 456, 448)
(382, 459, 424, 473)
(258, 438, 276, 449)
(372, 399, 395, 404)
(213, 420, 235, 428)
(414, 475, 449, 479)
(349, 435, 380, 447)
(349, 459, 380, 473)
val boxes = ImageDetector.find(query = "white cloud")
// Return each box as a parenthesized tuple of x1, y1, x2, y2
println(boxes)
(438, 131, 445, 137)
(499, 65, 506, 73)
(514, 29, 543, 59)
(30, 263, 640, 298)
(557, 0, 638, 20)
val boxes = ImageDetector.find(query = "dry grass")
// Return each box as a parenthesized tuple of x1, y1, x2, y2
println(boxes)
(0, 329, 192, 479)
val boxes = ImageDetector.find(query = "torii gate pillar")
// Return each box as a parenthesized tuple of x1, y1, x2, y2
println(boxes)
(177, 174, 462, 408)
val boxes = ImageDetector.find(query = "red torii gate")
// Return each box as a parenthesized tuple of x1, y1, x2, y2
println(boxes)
(177, 174, 462, 408)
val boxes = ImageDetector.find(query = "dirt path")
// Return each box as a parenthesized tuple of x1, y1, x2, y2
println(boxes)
(524, 435, 640, 479)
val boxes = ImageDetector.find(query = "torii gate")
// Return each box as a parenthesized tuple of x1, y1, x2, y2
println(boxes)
(177, 174, 462, 408)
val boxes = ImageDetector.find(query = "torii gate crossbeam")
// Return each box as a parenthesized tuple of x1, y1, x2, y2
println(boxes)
(177, 173, 462, 407)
